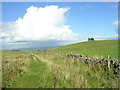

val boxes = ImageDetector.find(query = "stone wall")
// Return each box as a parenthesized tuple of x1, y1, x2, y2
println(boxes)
(64, 54, 120, 76)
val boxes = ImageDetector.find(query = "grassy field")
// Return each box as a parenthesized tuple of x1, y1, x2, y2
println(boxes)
(2, 50, 30, 88)
(2, 50, 119, 88)
(48, 39, 119, 59)
(2, 39, 119, 88)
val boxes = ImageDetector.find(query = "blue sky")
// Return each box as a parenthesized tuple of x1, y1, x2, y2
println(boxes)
(1, 2, 118, 49)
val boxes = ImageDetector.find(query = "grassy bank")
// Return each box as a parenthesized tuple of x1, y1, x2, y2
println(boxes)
(48, 40, 118, 59)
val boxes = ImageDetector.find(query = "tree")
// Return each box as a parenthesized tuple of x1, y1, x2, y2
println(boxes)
(88, 38, 91, 41)
(88, 38, 94, 41)
(91, 38, 94, 41)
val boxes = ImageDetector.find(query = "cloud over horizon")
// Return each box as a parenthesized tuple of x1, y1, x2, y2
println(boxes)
(1, 5, 80, 48)
(93, 20, 119, 40)
(113, 20, 119, 36)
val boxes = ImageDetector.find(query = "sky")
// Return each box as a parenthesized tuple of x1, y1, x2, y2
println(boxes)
(1, 2, 119, 49)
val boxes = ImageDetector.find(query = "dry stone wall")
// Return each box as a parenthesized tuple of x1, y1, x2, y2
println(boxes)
(64, 54, 120, 76)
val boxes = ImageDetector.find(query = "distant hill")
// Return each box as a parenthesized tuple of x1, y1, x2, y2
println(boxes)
(4, 46, 59, 51)
(49, 39, 119, 59)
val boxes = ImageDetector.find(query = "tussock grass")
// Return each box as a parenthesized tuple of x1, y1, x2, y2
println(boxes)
(2, 51, 30, 88)
(2, 50, 118, 88)
(35, 52, 118, 88)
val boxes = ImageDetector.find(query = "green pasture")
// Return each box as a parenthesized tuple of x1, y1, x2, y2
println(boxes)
(49, 40, 119, 59)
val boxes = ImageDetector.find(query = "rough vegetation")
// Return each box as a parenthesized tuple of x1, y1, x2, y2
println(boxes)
(2, 40, 119, 88)
(2, 51, 119, 88)
(64, 54, 120, 76)
(2, 51, 30, 88)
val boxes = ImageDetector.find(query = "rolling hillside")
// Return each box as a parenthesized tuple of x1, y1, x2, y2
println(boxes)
(49, 39, 119, 59)
(2, 39, 119, 88)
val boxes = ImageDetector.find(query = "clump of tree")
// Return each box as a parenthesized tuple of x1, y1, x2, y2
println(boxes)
(88, 38, 94, 41)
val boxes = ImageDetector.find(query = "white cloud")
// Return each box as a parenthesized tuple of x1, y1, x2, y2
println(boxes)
(112, 4, 118, 8)
(113, 20, 118, 25)
(113, 20, 119, 36)
(93, 35, 118, 40)
(1, 5, 80, 46)
(93, 20, 119, 40)
(80, 5, 92, 10)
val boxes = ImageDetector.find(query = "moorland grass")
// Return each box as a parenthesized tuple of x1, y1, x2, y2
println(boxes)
(2, 39, 119, 88)
(49, 39, 118, 59)
(2, 50, 30, 88)
(2, 51, 118, 88)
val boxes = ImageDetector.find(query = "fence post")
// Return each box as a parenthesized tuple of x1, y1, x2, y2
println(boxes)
(107, 55, 110, 70)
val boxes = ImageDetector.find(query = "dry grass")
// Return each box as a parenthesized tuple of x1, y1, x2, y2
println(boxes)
(35, 52, 118, 88)
(2, 51, 30, 88)
(2, 51, 118, 88)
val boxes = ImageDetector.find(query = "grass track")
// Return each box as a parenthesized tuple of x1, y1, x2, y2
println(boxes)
(10, 55, 53, 88)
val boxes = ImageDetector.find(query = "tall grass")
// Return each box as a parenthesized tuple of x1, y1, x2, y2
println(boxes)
(35, 52, 118, 88)
(2, 51, 118, 88)
(2, 51, 30, 88)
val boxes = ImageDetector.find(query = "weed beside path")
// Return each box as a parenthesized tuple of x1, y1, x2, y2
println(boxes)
(10, 55, 53, 88)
